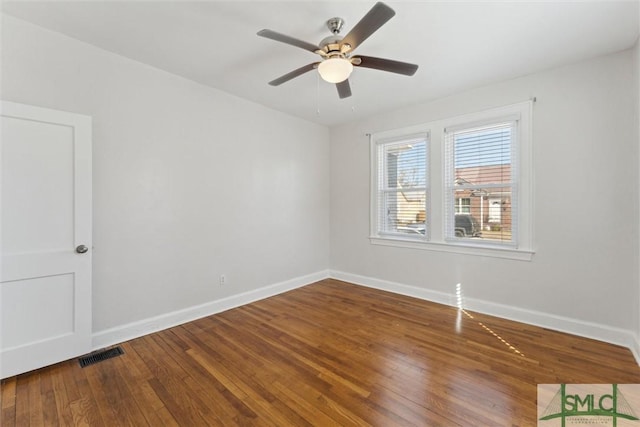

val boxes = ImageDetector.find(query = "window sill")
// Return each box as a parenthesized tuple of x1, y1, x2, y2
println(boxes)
(369, 236, 534, 261)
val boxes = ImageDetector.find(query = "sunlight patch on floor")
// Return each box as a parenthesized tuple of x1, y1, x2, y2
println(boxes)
(456, 283, 525, 358)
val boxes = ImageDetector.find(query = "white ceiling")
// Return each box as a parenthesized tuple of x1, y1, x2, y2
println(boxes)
(2, 1, 639, 127)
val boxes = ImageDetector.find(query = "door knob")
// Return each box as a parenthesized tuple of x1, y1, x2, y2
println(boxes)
(76, 245, 89, 254)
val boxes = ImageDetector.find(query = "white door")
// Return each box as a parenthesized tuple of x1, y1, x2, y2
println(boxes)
(1, 101, 92, 379)
(488, 198, 502, 223)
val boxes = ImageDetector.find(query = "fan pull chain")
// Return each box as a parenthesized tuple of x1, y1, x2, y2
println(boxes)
(316, 72, 321, 115)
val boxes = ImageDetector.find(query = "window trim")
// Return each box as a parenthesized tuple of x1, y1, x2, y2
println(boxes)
(444, 118, 518, 245)
(369, 101, 534, 261)
(370, 128, 431, 242)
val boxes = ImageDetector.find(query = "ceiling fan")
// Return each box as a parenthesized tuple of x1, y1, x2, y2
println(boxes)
(257, 2, 419, 99)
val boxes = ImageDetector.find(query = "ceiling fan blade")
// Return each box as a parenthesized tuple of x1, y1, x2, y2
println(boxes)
(354, 55, 419, 76)
(269, 63, 319, 86)
(341, 2, 395, 52)
(336, 80, 352, 99)
(257, 29, 320, 53)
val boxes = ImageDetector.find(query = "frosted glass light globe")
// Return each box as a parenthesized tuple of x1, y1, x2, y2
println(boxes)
(318, 58, 353, 83)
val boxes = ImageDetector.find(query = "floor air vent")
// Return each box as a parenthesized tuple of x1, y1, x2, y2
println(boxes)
(79, 346, 124, 368)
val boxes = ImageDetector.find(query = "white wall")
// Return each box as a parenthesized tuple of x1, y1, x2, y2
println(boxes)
(330, 49, 638, 343)
(1, 15, 330, 334)
(635, 36, 640, 349)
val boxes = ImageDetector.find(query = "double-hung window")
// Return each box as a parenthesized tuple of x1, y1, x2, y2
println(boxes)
(370, 101, 533, 260)
(372, 131, 429, 240)
(444, 120, 517, 245)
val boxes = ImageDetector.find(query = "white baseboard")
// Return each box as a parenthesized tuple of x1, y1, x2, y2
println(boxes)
(92, 270, 330, 350)
(330, 270, 455, 307)
(330, 270, 640, 365)
(631, 336, 640, 366)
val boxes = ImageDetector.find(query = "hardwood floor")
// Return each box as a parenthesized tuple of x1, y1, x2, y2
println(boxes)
(2, 279, 640, 426)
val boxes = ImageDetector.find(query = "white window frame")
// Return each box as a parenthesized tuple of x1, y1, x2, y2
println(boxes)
(455, 198, 471, 214)
(370, 101, 533, 261)
(370, 127, 430, 242)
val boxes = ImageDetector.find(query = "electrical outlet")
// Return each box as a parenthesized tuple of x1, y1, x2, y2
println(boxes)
(219, 275, 226, 286)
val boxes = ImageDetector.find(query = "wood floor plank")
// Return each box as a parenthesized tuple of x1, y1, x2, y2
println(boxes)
(67, 360, 108, 427)
(1, 377, 17, 408)
(16, 371, 42, 426)
(3, 278, 640, 426)
(27, 372, 45, 427)
(49, 365, 75, 427)
(39, 369, 60, 427)
(1, 377, 17, 426)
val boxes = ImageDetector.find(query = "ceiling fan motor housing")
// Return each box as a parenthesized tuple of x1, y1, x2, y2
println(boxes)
(318, 17, 353, 57)
(319, 34, 348, 57)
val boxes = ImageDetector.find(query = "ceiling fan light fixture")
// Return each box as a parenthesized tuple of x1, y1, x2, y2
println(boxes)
(258, 2, 418, 98)
(318, 57, 353, 83)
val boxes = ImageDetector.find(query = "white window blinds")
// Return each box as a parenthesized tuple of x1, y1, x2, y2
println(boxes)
(444, 121, 518, 245)
(375, 135, 429, 239)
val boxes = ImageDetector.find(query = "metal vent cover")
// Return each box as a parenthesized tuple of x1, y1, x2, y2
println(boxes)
(78, 346, 124, 368)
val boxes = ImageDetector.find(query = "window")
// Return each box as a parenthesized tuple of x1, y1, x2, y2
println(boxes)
(370, 101, 533, 260)
(372, 132, 429, 240)
(455, 198, 471, 214)
(444, 121, 517, 245)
